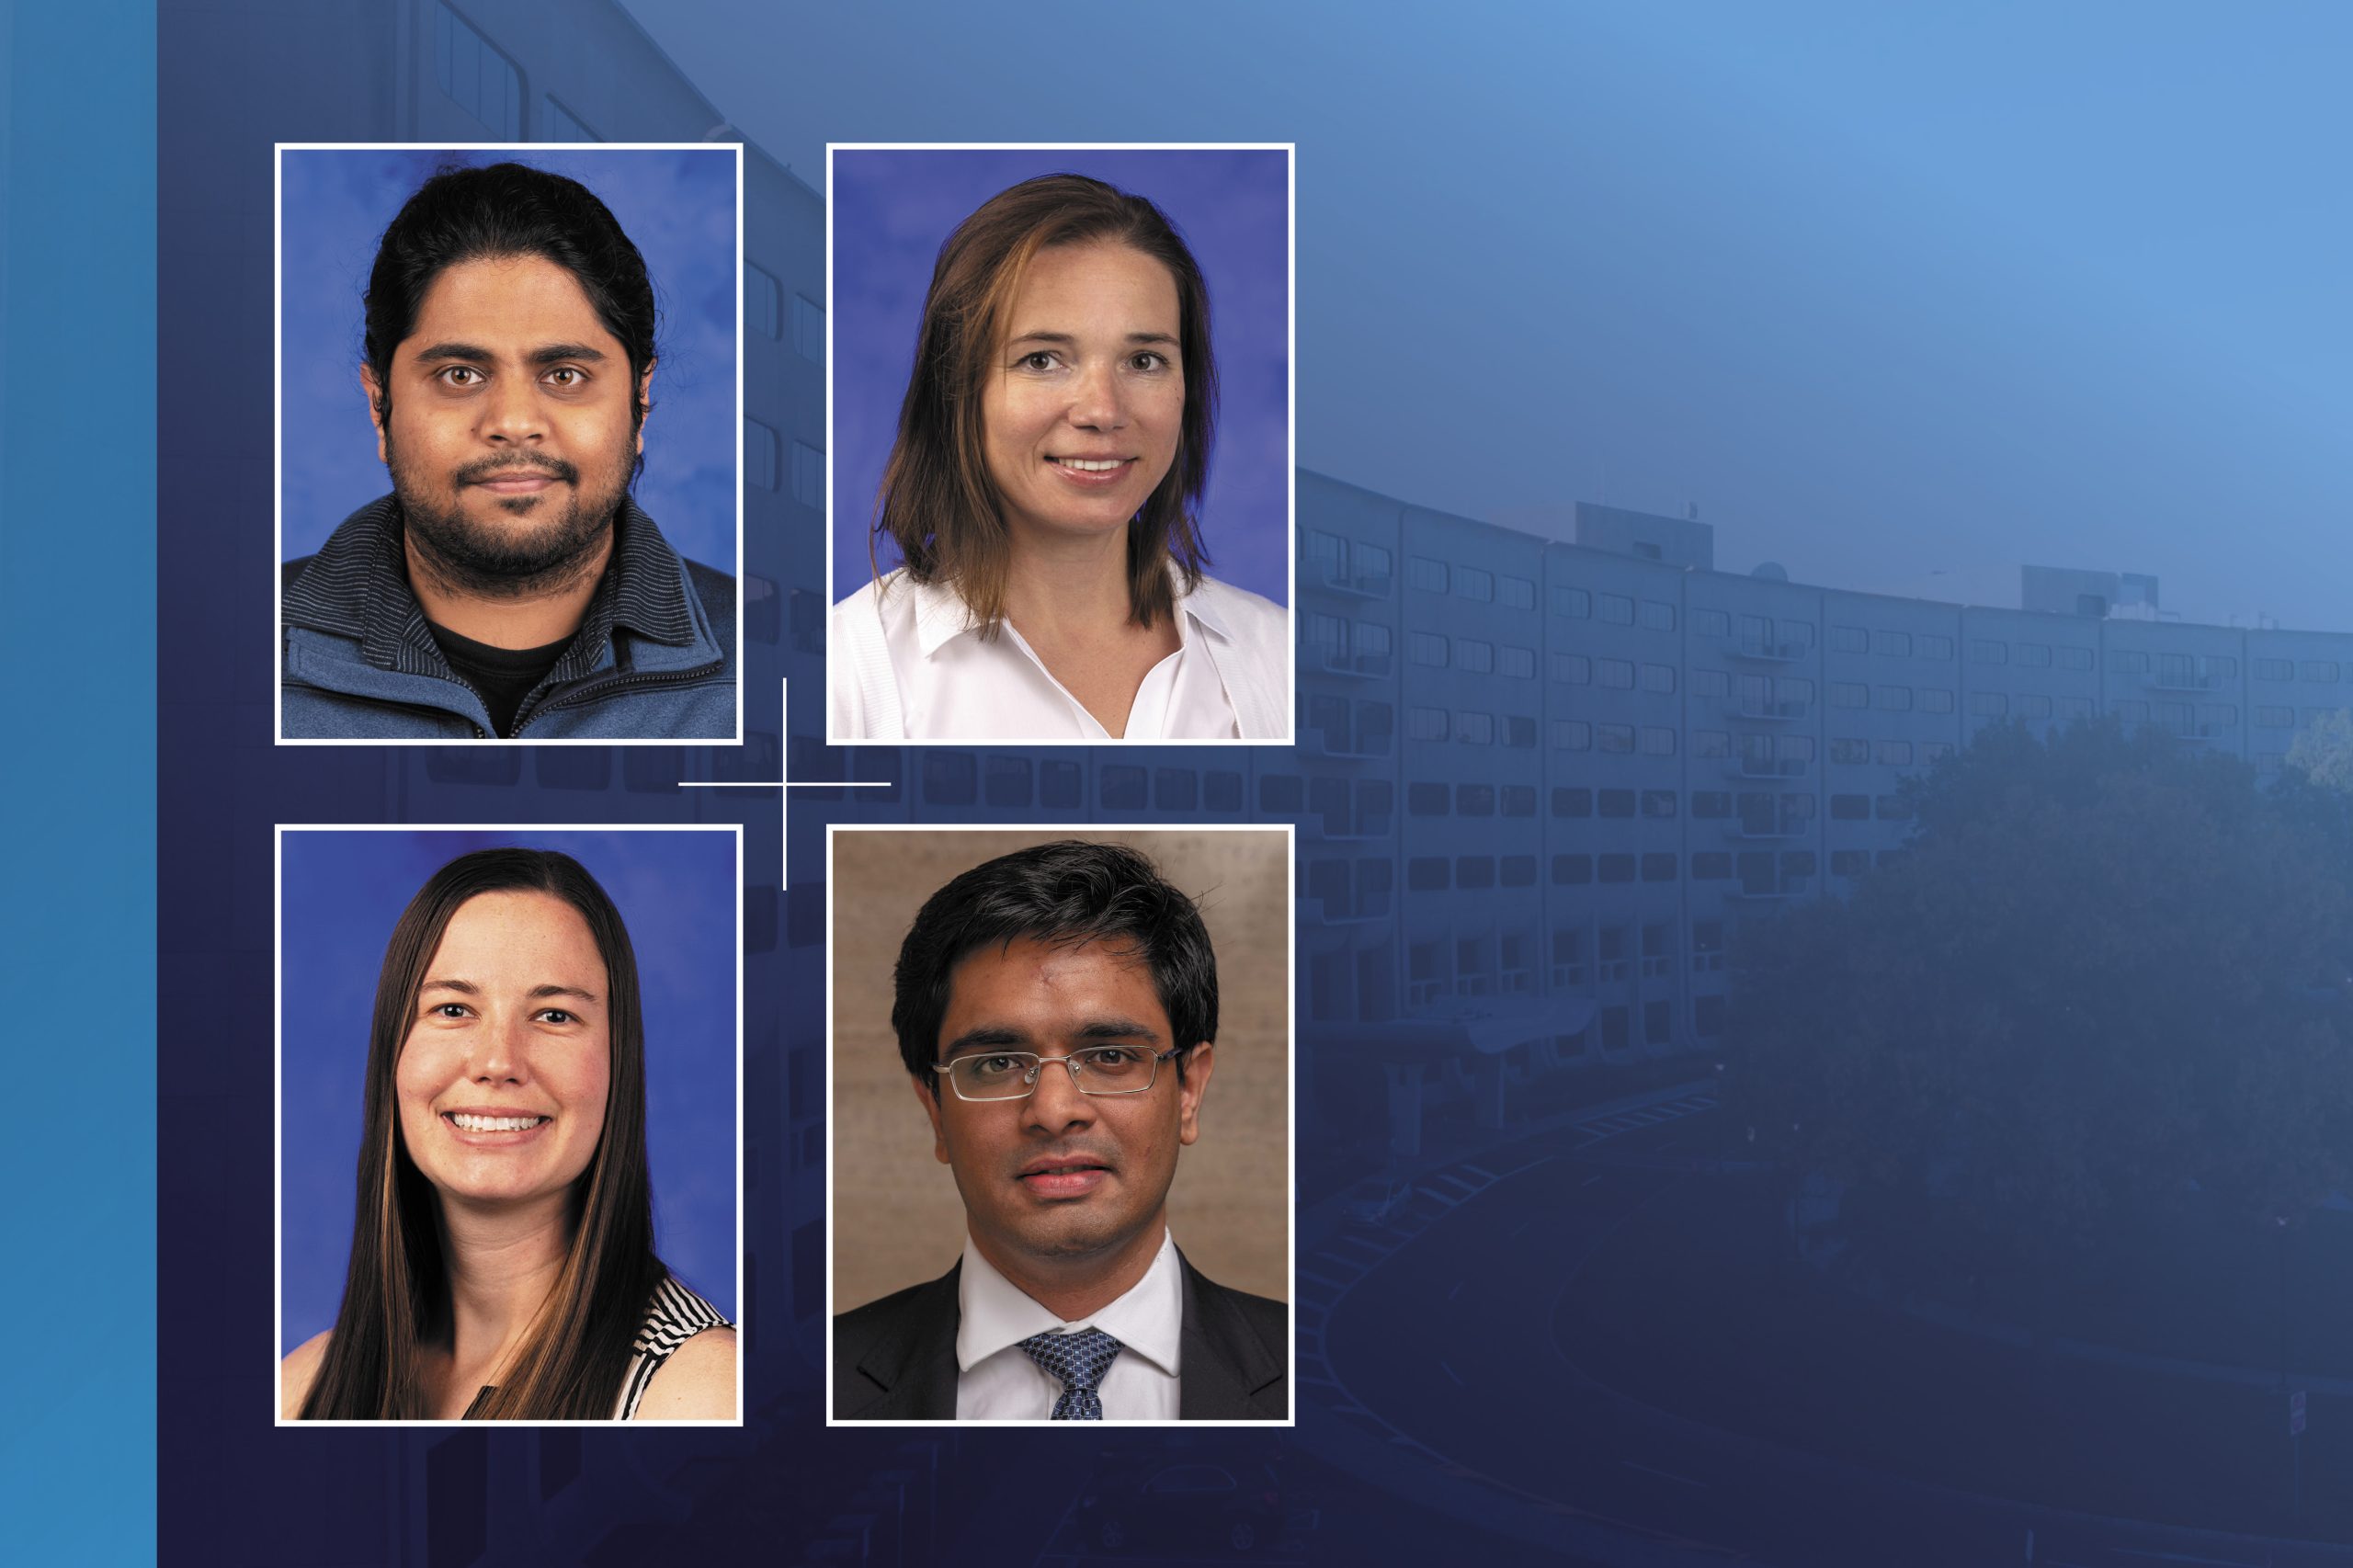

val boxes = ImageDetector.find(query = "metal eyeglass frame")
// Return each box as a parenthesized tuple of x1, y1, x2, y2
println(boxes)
(929, 1046, 1188, 1102)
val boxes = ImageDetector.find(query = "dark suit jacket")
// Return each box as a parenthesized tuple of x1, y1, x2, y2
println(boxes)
(833, 1251, 1288, 1420)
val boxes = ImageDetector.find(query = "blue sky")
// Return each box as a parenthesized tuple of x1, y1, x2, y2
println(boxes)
(625, 1, 2353, 630)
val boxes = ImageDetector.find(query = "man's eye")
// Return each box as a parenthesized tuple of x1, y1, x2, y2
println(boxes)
(543, 367, 585, 389)
(537, 1007, 575, 1025)
(437, 366, 483, 388)
(966, 1054, 1025, 1080)
(1084, 1047, 1138, 1067)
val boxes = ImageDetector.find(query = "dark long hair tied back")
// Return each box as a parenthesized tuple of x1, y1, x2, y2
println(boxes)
(298, 848, 666, 1420)
(873, 174, 1220, 632)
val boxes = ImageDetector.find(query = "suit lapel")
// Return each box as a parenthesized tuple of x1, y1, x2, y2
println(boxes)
(1176, 1252, 1287, 1420)
(846, 1263, 961, 1420)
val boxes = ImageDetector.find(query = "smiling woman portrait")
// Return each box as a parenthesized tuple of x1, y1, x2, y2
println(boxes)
(279, 846, 735, 1422)
(828, 168, 1291, 743)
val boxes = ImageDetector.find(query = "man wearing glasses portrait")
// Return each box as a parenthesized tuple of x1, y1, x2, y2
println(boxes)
(833, 840, 1287, 1421)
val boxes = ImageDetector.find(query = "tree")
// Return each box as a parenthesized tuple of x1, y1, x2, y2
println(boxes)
(2286, 707, 2353, 795)
(1729, 720, 2353, 1278)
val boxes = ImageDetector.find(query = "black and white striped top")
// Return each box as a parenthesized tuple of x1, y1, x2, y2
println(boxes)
(612, 1278, 732, 1420)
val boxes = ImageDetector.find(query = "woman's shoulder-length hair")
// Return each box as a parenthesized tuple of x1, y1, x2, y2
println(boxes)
(297, 846, 666, 1420)
(873, 172, 1220, 632)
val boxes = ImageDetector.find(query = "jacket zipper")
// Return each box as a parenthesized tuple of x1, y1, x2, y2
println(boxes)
(513, 659, 725, 736)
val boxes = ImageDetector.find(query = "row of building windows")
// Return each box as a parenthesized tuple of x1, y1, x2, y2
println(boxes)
(1388, 845, 1907, 892)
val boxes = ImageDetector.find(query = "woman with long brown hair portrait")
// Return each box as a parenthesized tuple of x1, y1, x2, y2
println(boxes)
(829, 167, 1290, 743)
(279, 846, 734, 1421)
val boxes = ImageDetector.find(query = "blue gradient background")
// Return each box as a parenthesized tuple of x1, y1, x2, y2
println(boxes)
(279, 145, 737, 570)
(105, 2, 2353, 1566)
(279, 828, 738, 1352)
(830, 146, 1290, 607)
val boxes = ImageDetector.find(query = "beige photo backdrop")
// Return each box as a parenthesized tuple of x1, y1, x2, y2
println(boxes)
(831, 827, 1291, 1313)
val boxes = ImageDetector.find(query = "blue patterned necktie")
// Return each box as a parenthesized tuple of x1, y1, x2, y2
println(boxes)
(1018, 1328, 1125, 1420)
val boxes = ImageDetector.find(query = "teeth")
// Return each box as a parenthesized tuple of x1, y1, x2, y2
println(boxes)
(1055, 458, 1124, 472)
(450, 1113, 544, 1132)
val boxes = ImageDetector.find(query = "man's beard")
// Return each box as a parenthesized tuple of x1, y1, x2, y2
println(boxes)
(390, 443, 628, 601)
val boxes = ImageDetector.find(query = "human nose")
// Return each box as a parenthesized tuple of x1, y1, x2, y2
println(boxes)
(467, 1011, 530, 1084)
(1023, 1054, 1097, 1131)
(1066, 358, 1129, 432)
(480, 373, 546, 445)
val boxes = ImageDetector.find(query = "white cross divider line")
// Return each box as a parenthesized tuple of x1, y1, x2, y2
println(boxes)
(1459, 1164, 1497, 1181)
(1415, 1186, 1463, 1208)
(676, 679, 892, 886)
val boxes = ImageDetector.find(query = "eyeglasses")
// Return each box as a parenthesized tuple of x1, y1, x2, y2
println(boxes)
(931, 1045, 1185, 1102)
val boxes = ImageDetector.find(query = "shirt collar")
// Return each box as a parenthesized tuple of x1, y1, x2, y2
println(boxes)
(955, 1231, 1184, 1380)
(284, 494, 700, 676)
(902, 565, 1232, 661)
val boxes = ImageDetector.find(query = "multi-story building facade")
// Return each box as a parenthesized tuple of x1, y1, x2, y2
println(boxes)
(1290, 470, 2353, 1149)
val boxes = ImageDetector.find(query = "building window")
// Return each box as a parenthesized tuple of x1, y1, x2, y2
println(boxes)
(2255, 658, 2293, 681)
(1502, 855, 1538, 888)
(923, 751, 976, 805)
(745, 418, 780, 491)
(1830, 682, 1867, 709)
(1408, 555, 1449, 594)
(1457, 712, 1495, 744)
(1455, 566, 1495, 603)
(1690, 790, 1732, 819)
(1552, 653, 1590, 685)
(2303, 660, 2341, 683)
(1691, 608, 1730, 637)
(1640, 727, 1676, 756)
(1640, 853, 1677, 882)
(1501, 574, 1536, 609)
(1552, 787, 1592, 818)
(1408, 858, 1449, 892)
(1918, 688, 1955, 713)
(1690, 851, 1733, 880)
(745, 262, 783, 339)
(435, 3, 522, 137)
(1408, 706, 1448, 740)
(1456, 782, 1495, 817)
(1040, 761, 1083, 808)
(1831, 849, 1870, 877)
(1552, 720, 1591, 752)
(1597, 854, 1636, 884)
(1408, 632, 1448, 667)
(1970, 639, 2007, 665)
(1641, 663, 1676, 694)
(792, 294, 825, 363)
(2256, 706, 2295, 728)
(2055, 645, 2094, 671)
(2056, 696, 2094, 720)
(1690, 668, 1729, 698)
(1407, 782, 1448, 816)
(2017, 693, 2052, 719)
(542, 95, 598, 141)
(1875, 795, 1915, 820)
(1598, 593, 1635, 625)
(1596, 658, 1634, 689)
(1457, 639, 1495, 674)
(1970, 692, 2008, 716)
(1830, 793, 1870, 820)
(1258, 773, 1303, 812)
(1154, 768, 1198, 812)
(1552, 854, 1592, 885)
(1500, 645, 1536, 679)
(1917, 633, 1954, 660)
(1552, 585, 1590, 618)
(1640, 600, 1676, 631)
(983, 756, 1031, 808)
(1873, 685, 1913, 711)
(1099, 766, 1146, 809)
(790, 441, 824, 509)
(1830, 625, 1868, 653)
(1873, 740, 1912, 766)
(2017, 642, 2052, 667)
(1505, 714, 1539, 748)
(1872, 629, 1911, 657)
(1690, 730, 1730, 759)
(1596, 723, 1635, 754)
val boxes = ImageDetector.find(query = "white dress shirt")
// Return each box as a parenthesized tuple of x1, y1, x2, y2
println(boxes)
(954, 1230, 1184, 1421)
(829, 567, 1290, 742)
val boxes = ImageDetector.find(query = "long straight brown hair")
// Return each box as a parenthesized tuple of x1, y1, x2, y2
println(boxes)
(298, 848, 666, 1419)
(873, 173, 1219, 634)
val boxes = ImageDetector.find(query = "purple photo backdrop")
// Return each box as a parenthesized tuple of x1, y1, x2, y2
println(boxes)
(278, 146, 738, 571)
(830, 145, 1290, 606)
(279, 828, 738, 1353)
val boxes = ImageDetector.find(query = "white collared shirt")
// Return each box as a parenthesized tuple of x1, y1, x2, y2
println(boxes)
(954, 1230, 1183, 1421)
(828, 567, 1290, 742)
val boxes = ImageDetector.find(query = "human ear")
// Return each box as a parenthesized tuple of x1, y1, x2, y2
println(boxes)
(1175, 1042, 1213, 1146)
(361, 366, 389, 465)
(911, 1072, 949, 1165)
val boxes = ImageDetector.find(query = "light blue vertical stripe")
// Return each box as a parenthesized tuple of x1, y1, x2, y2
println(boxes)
(0, 1, 155, 1562)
